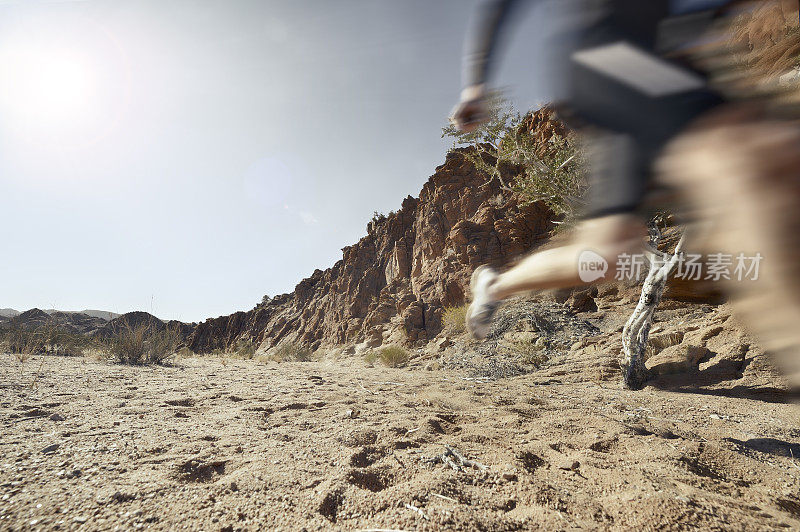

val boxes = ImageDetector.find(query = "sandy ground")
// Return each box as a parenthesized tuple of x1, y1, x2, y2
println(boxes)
(2, 354, 800, 531)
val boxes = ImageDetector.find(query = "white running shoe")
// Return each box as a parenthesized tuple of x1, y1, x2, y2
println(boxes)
(466, 265, 500, 340)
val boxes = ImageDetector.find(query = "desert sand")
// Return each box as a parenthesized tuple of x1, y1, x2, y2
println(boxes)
(2, 345, 800, 531)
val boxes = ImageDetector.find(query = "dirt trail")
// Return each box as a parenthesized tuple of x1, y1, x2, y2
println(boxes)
(2, 354, 800, 531)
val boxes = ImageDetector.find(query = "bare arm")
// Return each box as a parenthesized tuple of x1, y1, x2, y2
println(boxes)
(462, 0, 525, 90)
(452, 0, 526, 131)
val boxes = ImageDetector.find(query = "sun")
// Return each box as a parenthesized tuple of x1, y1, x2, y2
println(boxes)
(0, 47, 97, 136)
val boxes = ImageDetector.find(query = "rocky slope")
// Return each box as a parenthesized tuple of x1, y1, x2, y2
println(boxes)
(189, 111, 562, 355)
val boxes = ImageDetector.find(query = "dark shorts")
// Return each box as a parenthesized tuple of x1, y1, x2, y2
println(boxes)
(553, 0, 729, 217)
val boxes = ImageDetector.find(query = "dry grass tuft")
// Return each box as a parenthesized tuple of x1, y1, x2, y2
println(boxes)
(376, 345, 411, 368)
(501, 339, 548, 367)
(363, 350, 378, 366)
(234, 341, 257, 359)
(442, 305, 468, 336)
(107, 321, 182, 365)
(0, 324, 92, 362)
(2, 327, 47, 364)
(268, 342, 313, 362)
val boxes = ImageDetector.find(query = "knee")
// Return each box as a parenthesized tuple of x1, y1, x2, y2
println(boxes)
(576, 214, 646, 250)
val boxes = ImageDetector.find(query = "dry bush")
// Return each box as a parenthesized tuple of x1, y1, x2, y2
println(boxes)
(502, 339, 548, 367)
(377, 345, 411, 368)
(107, 321, 182, 365)
(1, 326, 48, 364)
(2, 321, 98, 361)
(363, 350, 378, 366)
(46, 329, 95, 357)
(443, 99, 586, 227)
(269, 342, 312, 362)
(234, 341, 257, 359)
(442, 305, 468, 336)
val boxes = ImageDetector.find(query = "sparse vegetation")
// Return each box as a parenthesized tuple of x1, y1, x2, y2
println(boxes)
(47, 329, 96, 357)
(1, 326, 47, 364)
(501, 338, 548, 368)
(369, 210, 397, 231)
(442, 304, 468, 336)
(234, 340, 257, 359)
(443, 95, 587, 227)
(0, 324, 95, 362)
(363, 350, 378, 366)
(376, 345, 411, 368)
(268, 341, 313, 362)
(106, 321, 183, 365)
(371, 211, 387, 225)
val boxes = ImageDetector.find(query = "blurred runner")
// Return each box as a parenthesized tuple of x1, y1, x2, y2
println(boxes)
(452, 0, 800, 387)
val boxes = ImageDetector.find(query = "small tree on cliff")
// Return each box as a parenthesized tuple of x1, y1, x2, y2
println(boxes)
(442, 95, 588, 225)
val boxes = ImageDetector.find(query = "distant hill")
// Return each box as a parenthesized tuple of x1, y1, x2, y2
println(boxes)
(91, 311, 165, 339)
(4, 308, 107, 334)
(1, 308, 194, 342)
(1, 308, 120, 321)
(91, 311, 194, 340)
(43, 309, 121, 321)
(10, 308, 52, 329)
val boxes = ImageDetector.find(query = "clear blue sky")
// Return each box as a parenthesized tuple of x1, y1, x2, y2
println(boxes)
(0, 0, 554, 322)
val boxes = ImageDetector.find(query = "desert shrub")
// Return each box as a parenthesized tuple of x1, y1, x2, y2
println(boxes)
(377, 345, 411, 368)
(1, 325, 98, 359)
(443, 95, 587, 227)
(270, 342, 312, 362)
(234, 341, 257, 359)
(502, 339, 548, 367)
(363, 350, 378, 366)
(442, 305, 468, 336)
(175, 346, 194, 359)
(110, 324, 147, 364)
(508, 132, 585, 219)
(1, 326, 48, 363)
(371, 211, 387, 225)
(107, 322, 182, 365)
(46, 329, 95, 357)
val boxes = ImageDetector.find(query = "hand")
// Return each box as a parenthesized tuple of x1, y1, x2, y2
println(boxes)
(450, 85, 488, 133)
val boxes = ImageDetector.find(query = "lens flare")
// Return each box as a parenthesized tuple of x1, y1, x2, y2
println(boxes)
(0, 48, 96, 132)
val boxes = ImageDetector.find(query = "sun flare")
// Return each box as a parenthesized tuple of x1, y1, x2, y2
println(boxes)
(0, 48, 97, 135)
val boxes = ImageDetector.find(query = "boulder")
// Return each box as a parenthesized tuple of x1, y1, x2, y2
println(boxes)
(647, 344, 712, 375)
